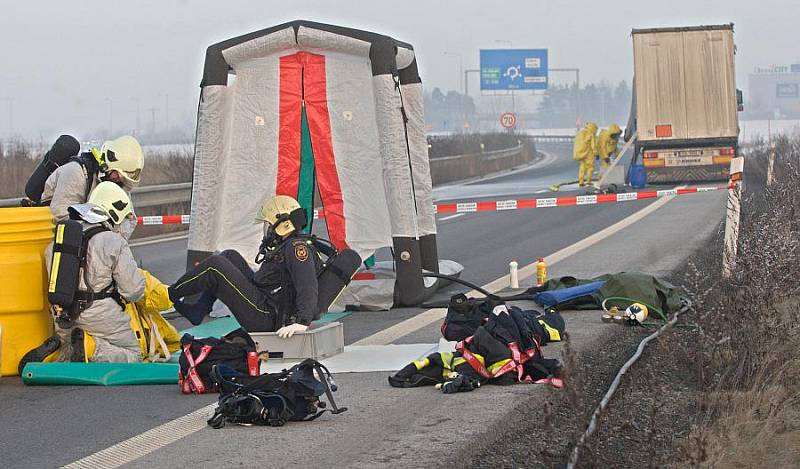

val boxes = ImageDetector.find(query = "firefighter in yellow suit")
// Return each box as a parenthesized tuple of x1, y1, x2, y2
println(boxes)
(597, 123, 622, 169)
(573, 122, 598, 186)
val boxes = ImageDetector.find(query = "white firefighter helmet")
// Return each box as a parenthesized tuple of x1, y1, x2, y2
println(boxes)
(99, 136, 144, 187)
(86, 181, 134, 225)
(255, 195, 306, 237)
(625, 303, 649, 324)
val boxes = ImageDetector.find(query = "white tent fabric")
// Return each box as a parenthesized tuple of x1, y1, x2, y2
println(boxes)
(188, 21, 439, 306)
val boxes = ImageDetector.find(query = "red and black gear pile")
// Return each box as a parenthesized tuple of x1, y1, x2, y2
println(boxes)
(178, 328, 261, 394)
(389, 296, 565, 393)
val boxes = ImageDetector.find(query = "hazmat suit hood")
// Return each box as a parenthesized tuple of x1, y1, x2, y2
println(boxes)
(585, 122, 598, 135)
(68, 203, 111, 225)
(608, 123, 622, 138)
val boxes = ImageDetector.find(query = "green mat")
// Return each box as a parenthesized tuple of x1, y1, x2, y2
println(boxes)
(21, 312, 353, 385)
(21, 362, 178, 386)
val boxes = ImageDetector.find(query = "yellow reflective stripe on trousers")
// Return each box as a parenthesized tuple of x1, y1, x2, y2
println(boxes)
(540, 320, 561, 341)
(172, 267, 273, 315)
(487, 358, 512, 375)
(413, 357, 430, 371)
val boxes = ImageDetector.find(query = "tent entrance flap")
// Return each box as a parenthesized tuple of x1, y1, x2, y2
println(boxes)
(298, 105, 316, 233)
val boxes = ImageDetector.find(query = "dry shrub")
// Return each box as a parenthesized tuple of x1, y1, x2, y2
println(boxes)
(676, 135, 800, 467)
(138, 146, 195, 186)
(0, 139, 40, 198)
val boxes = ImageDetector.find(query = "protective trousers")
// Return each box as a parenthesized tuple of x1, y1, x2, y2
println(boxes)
(578, 158, 595, 186)
(171, 250, 276, 332)
(55, 299, 141, 363)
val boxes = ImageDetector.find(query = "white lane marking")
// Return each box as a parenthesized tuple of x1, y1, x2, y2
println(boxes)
(62, 404, 216, 469)
(439, 213, 465, 221)
(353, 188, 680, 347)
(535, 189, 549, 194)
(129, 233, 189, 247)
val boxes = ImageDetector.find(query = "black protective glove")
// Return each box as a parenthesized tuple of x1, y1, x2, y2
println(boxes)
(440, 374, 481, 394)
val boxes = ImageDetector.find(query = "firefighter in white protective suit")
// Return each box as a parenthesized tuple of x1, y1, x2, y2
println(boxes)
(41, 135, 144, 240)
(34, 182, 146, 364)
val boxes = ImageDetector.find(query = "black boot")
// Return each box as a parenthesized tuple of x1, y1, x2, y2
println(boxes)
(70, 328, 88, 362)
(173, 291, 215, 326)
(18, 335, 62, 375)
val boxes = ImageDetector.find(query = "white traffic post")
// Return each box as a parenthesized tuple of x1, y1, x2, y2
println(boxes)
(723, 157, 744, 278)
(594, 131, 637, 190)
(509, 260, 519, 289)
(767, 142, 776, 186)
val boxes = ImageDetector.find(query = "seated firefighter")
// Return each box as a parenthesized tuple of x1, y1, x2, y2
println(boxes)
(25, 182, 147, 365)
(168, 195, 360, 338)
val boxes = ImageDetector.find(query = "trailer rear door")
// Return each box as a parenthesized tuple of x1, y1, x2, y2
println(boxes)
(683, 29, 738, 139)
(633, 31, 689, 141)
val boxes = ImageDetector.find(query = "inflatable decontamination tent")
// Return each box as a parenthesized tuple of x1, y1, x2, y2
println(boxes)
(188, 20, 438, 306)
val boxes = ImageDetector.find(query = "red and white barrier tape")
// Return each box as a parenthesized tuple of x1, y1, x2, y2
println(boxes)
(135, 185, 730, 225)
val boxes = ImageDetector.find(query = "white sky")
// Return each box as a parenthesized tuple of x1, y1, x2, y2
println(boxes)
(1, 0, 798, 139)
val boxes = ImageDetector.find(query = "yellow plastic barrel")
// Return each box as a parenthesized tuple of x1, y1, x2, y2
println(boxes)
(0, 207, 54, 375)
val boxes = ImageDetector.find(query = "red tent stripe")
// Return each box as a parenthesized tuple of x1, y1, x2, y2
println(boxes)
(301, 53, 348, 249)
(276, 54, 304, 198)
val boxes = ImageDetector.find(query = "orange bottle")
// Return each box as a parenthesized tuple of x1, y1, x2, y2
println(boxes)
(536, 257, 547, 286)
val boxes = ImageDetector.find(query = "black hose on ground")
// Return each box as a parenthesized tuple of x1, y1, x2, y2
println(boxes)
(421, 272, 535, 303)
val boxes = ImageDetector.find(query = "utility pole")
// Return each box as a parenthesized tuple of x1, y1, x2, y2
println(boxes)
(145, 107, 158, 135)
(133, 97, 141, 136)
(4, 98, 12, 138)
(444, 51, 464, 95)
(549, 68, 581, 127)
(464, 69, 480, 97)
(104, 97, 113, 136)
(495, 40, 515, 114)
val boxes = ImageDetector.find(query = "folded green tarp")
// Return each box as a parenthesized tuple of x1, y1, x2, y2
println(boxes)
(21, 311, 354, 385)
(21, 362, 178, 386)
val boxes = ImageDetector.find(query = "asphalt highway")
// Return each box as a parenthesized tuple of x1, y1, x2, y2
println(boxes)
(0, 144, 729, 468)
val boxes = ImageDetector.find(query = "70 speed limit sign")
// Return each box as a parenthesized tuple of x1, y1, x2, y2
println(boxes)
(500, 112, 517, 129)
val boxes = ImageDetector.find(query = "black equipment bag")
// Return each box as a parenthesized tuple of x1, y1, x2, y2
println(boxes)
(25, 135, 81, 203)
(178, 328, 259, 394)
(440, 294, 504, 342)
(207, 358, 347, 428)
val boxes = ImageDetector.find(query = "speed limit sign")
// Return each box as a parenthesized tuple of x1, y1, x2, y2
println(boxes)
(500, 112, 517, 129)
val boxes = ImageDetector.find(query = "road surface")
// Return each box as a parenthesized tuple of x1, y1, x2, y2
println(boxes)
(0, 143, 728, 468)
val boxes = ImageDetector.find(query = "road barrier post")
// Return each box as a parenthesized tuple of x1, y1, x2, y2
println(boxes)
(767, 142, 776, 186)
(723, 157, 744, 278)
(509, 260, 519, 288)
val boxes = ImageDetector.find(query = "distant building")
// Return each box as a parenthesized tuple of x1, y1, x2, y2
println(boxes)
(748, 64, 800, 118)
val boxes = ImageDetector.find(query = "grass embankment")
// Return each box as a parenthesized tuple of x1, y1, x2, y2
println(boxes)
(675, 136, 800, 467)
(571, 136, 800, 468)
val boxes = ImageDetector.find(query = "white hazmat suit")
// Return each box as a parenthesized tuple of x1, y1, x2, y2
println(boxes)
(42, 161, 137, 239)
(46, 222, 145, 362)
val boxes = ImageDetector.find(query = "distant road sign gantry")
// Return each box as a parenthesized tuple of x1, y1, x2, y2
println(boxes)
(480, 49, 549, 91)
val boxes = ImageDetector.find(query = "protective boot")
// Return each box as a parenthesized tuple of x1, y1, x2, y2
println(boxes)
(18, 335, 62, 374)
(70, 328, 97, 363)
(172, 290, 216, 326)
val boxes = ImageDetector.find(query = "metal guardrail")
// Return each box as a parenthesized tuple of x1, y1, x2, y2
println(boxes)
(429, 144, 523, 162)
(527, 135, 575, 144)
(0, 143, 529, 209)
(0, 182, 193, 209)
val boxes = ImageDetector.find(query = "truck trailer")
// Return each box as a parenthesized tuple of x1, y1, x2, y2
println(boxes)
(625, 24, 742, 182)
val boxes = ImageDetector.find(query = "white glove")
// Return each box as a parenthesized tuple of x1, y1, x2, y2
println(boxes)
(276, 323, 308, 339)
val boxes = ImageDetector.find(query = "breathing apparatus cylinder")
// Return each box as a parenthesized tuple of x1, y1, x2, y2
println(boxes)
(25, 135, 81, 202)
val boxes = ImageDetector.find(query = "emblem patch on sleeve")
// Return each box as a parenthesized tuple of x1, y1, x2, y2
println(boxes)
(294, 242, 309, 262)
